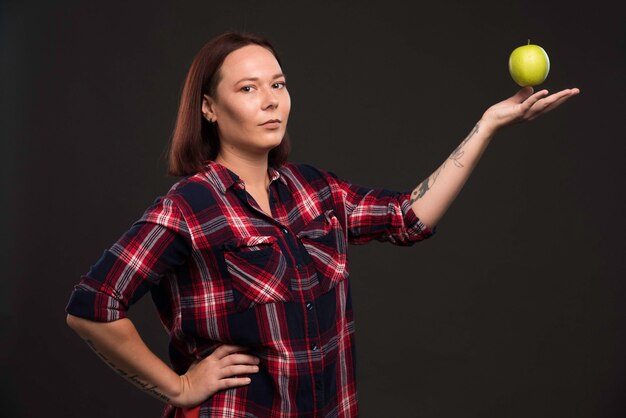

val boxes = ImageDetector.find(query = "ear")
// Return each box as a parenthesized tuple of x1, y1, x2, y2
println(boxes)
(202, 94, 218, 122)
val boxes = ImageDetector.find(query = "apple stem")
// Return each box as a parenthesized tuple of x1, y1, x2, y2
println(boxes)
(528, 39, 530, 45)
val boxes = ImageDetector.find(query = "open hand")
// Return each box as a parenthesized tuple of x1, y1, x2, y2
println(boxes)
(170, 344, 260, 408)
(481, 86, 580, 133)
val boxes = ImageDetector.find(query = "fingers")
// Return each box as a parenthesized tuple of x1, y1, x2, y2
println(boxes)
(221, 353, 260, 366)
(216, 376, 253, 391)
(210, 345, 261, 376)
(522, 89, 550, 109)
(212, 344, 250, 360)
(514, 86, 535, 102)
(214, 344, 261, 374)
(535, 93, 572, 114)
(531, 88, 578, 108)
(528, 88, 580, 119)
(179, 346, 258, 405)
(220, 364, 260, 379)
(217, 353, 260, 379)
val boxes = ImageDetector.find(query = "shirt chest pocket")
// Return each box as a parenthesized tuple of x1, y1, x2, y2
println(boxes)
(297, 209, 349, 293)
(223, 235, 292, 311)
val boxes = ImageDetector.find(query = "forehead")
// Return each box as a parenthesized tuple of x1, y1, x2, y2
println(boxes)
(220, 45, 282, 82)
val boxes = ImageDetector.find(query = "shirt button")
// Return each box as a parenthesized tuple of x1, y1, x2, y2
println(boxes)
(306, 302, 313, 311)
(296, 264, 302, 269)
(281, 228, 289, 235)
(311, 345, 318, 351)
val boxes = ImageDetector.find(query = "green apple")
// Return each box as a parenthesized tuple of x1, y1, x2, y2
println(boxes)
(508, 43, 550, 86)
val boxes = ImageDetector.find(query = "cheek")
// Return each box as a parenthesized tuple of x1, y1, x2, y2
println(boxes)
(222, 101, 256, 126)
(283, 93, 292, 116)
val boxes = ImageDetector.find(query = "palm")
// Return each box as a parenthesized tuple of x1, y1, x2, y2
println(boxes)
(482, 86, 580, 131)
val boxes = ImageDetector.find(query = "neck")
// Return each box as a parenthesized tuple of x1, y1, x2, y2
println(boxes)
(215, 150, 270, 191)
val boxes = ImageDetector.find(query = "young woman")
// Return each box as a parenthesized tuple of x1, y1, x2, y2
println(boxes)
(66, 32, 579, 417)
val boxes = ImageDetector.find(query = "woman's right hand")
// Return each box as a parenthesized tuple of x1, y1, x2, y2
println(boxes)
(480, 86, 580, 134)
(170, 344, 261, 408)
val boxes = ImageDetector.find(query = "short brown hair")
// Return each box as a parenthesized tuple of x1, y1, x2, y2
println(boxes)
(167, 32, 290, 177)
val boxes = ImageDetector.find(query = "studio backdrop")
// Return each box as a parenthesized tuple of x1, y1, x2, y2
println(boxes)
(2, 0, 625, 417)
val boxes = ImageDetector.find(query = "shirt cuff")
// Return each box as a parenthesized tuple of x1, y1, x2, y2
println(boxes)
(401, 197, 437, 243)
(65, 278, 129, 322)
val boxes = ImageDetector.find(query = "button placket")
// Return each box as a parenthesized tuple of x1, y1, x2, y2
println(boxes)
(314, 374, 325, 409)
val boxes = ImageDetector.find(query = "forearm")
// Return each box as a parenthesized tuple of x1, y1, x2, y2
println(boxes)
(410, 119, 497, 228)
(66, 314, 181, 404)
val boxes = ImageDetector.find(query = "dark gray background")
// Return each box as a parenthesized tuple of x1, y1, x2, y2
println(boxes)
(2, 0, 625, 417)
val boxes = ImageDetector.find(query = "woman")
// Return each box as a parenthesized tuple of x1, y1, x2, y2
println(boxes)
(66, 32, 579, 417)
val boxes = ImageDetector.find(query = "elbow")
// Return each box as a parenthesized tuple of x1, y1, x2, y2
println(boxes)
(410, 206, 438, 232)
(66, 313, 93, 338)
(66, 313, 81, 332)
(66, 313, 131, 341)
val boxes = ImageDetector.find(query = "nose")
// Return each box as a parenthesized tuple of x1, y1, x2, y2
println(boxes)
(262, 87, 279, 110)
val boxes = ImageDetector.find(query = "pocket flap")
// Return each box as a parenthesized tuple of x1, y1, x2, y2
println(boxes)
(223, 235, 290, 311)
(296, 209, 348, 292)
(297, 209, 337, 240)
(225, 235, 277, 252)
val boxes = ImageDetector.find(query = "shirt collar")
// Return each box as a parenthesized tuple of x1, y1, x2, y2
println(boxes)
(201, 160, 287, 195)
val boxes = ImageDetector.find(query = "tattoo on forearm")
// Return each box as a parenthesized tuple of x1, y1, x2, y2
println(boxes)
(84, 339, 171, 403)
(449, 123, 479, 168)
(127, 374, 172, 403)
(410, 123, 480, 203)
(410, 164, 444, 204)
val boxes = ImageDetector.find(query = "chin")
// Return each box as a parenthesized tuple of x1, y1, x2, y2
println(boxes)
(247, 139, 282, 156)
(264, 132, 286, 147)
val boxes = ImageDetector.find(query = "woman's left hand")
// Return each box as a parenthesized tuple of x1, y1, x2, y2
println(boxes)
(480, 86, 580, 133)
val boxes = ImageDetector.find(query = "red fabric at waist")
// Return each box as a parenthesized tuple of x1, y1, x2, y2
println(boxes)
(174, 405, 200, 418)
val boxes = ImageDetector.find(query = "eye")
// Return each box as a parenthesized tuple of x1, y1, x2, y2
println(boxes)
(240, 85, 256, 93)
(273, 81, 287, 89)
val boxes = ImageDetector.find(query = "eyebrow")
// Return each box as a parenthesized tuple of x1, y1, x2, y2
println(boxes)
(234, 73, 286, 85)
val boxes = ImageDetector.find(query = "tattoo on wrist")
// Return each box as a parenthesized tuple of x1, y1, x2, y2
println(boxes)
(410, 164, 444, 204)
(449, 123, 479, 168)
(127, 374, 171, 403)
(83, 339, 171, 403)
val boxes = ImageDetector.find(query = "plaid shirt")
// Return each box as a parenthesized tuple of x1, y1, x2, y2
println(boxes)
(66, 161, 434, 417)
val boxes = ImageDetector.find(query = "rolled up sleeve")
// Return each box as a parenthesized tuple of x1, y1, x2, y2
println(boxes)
(66, 196, 191, 322)
(325, 170, 436, 246)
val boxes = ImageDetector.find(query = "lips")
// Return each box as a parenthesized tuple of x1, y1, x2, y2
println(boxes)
(260, 119, 281, 126)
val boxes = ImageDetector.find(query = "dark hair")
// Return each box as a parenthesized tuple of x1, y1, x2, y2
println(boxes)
(167, 32, 290, 177)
